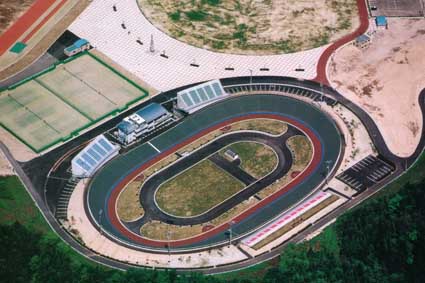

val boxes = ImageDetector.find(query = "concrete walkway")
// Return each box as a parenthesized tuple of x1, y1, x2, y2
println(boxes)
(69, 0, 327, 91)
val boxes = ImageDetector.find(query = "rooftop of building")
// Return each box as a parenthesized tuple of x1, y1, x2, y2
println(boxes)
(356, 34, 370, 43)
(135, 103, 168, 124)
(376, 16, 387, 26)
(65, 38, 89, 52)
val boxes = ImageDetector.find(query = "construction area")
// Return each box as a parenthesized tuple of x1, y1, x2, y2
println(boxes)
(329, 18, 425, 157)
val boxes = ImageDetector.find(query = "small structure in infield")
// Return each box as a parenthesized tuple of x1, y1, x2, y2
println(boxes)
(116, 103, 173, 145)
(71, 134, 120, 177)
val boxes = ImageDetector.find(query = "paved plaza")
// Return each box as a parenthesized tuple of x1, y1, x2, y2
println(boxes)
(69, 0, 327, 91)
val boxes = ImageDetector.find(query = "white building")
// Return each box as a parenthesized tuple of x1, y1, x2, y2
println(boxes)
(71, 134, 120, 177)
(176, 80, 228, 114)
(116, 103, 173, 145)
(64, 38, 90, 57)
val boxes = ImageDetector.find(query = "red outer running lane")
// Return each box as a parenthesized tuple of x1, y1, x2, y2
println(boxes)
(106, 114, 323, 248)
(314, 0, 369, 85)
(0, 0, 64, 56)
(21, 0, 68, 43)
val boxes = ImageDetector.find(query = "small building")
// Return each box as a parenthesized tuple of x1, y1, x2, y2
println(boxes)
(375, 16, 388, 29)
(116, 103, 173, 145)
(224, 149, 239, 161)
(354, 34, 371, 49)
(64, 38, 90, 57)
(71, 134, 120, 177)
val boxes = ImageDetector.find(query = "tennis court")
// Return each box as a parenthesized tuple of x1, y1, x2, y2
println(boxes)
(0, 52, 148, 152)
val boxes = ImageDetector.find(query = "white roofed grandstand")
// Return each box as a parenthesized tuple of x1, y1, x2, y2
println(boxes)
(176, 80, 228, 114)
(71, 134, 120, 177)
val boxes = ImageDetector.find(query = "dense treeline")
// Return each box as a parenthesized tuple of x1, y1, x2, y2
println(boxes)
(1, 179, 425, 282)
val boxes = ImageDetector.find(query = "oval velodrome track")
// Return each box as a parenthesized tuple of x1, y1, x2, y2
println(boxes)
(87, 94, 342, 250)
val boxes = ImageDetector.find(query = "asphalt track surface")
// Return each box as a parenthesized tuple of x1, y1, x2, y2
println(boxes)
(4, 76, 424, 273)
(124, 128, 298, 234)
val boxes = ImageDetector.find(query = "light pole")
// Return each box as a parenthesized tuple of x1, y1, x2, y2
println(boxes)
(98, 209, 103, 235)
(249, 69, 253, 93)
(228, 220, 235, 246)
(167, 227, 171, 264)
(325, 160, 333, 185)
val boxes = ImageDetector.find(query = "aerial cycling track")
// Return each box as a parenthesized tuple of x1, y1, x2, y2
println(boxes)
(86, 94, 342, 250)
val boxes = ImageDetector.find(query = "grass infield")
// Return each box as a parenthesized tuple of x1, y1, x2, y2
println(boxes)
(221, 141, 277, 179)
(155, 159, 245, 217)
(117, 179, 145, 222)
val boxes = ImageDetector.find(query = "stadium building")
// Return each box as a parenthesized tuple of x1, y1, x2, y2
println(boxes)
(176, 80, 228, 114)
(71, 134, 120, 177)
(116, 103, 173, 145)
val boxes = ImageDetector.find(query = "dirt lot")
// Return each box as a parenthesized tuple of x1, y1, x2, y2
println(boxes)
(329, 18, 425, 157)
(138, 0, 358, 54)
(0, 150, 13, 175)
(0, 1, 36, 35)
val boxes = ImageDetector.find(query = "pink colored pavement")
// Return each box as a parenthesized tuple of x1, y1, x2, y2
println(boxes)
(0, 0, 62, 56)
(106, 113, 323, 248)
(314, 0, 370, 85)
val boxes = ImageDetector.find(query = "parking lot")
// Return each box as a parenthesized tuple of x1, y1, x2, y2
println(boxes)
(337, 155, 394, 193)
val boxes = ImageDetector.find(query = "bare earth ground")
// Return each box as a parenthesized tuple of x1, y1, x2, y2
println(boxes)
(329, 18, 425, 157)
(0, 149, 13, 176)
(0, 0, 36, 35)
(0, 127, 37, 162)
(138, 0, 358, 54)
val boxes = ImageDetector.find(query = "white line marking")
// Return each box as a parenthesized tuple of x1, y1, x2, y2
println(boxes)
(148, 141, 161, 153)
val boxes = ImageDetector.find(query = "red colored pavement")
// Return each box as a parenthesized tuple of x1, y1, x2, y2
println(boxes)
(314, 0, 369, 85)
(0, 0, 58, 56)
(106, 113, 323, 248)
(22, 0, 68, 43)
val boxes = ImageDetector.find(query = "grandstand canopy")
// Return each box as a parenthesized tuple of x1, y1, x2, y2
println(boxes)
(71, 134, 120, 177)
(176, 80, 228, 114)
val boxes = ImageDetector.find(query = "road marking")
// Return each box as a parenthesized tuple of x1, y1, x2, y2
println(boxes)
(147, 141, 161, 153)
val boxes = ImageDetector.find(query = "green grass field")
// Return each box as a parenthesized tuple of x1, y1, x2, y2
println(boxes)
(222, 141, 277, 179)
(156, 159, 245, 217)
(0, 176, 95, 266)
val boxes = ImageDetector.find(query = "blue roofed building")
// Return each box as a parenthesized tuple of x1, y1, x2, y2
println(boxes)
(375, 16, 388, 28)
(116, 103, 173, 145)
(64, 38, 90, 57)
